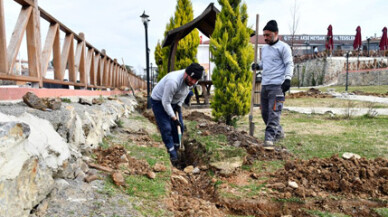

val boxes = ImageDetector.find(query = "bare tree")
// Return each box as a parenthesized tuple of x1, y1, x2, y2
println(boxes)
(289, 0, 300, 53)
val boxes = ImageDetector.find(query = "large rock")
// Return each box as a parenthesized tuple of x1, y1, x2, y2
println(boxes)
(210, 156, 244, 175)
(0, 95, 138, 216)
(0, 113, 71, 217)
(22, 92, 47, 111)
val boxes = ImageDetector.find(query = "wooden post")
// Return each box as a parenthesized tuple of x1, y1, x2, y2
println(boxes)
(75, 32, 86, 88)
(86, 48, 94, 86)
(60, 33, 73, 81)
(53, 24, 61, 80)
(41, 23, 58, 78)
(7, 6, 32, 75)
(249, 14, 259, 136)
(168, 40, 178, 72)
(28, 0, 42, 87)
(0, 0, 7, 74)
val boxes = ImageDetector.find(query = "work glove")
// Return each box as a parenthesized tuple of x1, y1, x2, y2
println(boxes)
(251, 63, 261, 71)
(281, 79, 291, 93)
(173, 119, 182, 129)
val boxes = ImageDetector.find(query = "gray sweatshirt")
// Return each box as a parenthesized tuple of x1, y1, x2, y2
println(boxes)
(151, 69, 189, 118)
(259, 40, 294, 85)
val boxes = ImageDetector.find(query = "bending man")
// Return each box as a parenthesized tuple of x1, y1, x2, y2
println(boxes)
(151, 63, 204, 166)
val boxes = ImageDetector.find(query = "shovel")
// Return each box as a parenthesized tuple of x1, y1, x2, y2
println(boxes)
(175, 111, 184, 151)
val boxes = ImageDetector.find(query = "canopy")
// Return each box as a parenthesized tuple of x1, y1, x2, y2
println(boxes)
(379, 27, 388, 51)
(353, 26, 362, 50)
(325, 25, 334, 50)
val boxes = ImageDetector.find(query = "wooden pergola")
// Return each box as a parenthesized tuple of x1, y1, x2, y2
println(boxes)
(162, 3, 219, 73)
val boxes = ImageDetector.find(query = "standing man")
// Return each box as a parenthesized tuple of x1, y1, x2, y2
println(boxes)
(151, 63, 204, 166)
(252, 20, 294, 147)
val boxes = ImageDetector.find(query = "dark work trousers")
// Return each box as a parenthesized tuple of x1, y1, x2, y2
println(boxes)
(260, 85, 285, 142)
(151, 98, 184, 161)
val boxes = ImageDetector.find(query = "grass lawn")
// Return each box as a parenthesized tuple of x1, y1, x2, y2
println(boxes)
(296, 85, 388, 94)
(236, 109, 388, 159)
(285, 97, 388, 108)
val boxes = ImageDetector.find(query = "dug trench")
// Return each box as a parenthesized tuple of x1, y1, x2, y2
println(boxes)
(142, 109, 388, 216)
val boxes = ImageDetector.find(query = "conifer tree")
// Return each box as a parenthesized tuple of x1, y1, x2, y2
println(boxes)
(210, 0, 254, 125)
(154, 41, 163, 79)
(155, 0, 200, 81)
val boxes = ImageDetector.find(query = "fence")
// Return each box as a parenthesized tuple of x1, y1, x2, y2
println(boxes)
(0, 0, 146, 90)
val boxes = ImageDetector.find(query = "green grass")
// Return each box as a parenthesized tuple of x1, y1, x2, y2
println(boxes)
(237, 110, 388, 159)
(297, 85, 388, 94)
(150, 133, 162, 142)
(304, 209, 351, 217)
(125, 174, 169, 199)
(285, 97, 388, 108)
(133, 201, 173, 217)
(61, 98, 71, 103)
(242, 160, 284, 174)
(125, 145, 170, 167)
(373, 208, 388, 217)
(97, 176, 117, 197)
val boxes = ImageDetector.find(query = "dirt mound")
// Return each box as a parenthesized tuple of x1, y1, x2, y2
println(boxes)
(184, 111, 213, 122)
(167, 168, 223, 217)
(195, 121, 290, 161)
(94, 145, 151, 175)
(142, 109, 156, 125)
(269, 155, 388, 199)
(289, 88, 334, 99)
(352, 90, 388, 97)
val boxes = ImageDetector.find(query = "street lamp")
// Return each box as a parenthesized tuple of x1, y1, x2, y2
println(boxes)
(366, 37, 371, 57)
(140, 11, 151, 109)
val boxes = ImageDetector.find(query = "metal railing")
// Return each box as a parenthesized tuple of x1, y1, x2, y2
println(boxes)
(0, 0, 146, 90)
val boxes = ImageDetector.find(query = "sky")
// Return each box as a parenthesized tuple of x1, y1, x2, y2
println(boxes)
(3, 0, 388, 76)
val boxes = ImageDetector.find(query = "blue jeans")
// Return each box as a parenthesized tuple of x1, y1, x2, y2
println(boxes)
(151, 98, 184, 161)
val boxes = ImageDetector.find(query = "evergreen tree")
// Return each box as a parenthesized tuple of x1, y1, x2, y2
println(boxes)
(154, 41, 163, 80)
(155, 0, 200, 81)
(210, 0, 254, 125)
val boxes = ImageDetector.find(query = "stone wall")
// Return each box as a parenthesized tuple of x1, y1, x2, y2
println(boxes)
(0, 95, 137, 217)
(295, 57, 388, 86)
(338, 69, 388, 86)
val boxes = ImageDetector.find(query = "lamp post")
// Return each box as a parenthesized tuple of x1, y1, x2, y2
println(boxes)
(140, 11, 151, 109)
(367, 37, 371, 57)
(297, 64, 300, 88)
(150, 62, 153, 91)
(345, 51, 349, 92)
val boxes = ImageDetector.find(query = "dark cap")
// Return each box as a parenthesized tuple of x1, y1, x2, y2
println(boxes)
(186, 63, 204, 80)
(263, 20, 278, 32)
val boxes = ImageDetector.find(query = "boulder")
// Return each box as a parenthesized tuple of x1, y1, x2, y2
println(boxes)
(23, 92, 47, 111)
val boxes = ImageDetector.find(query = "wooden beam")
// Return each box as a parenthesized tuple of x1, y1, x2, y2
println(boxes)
(53, 24, 61, 80)
(168, 39, 178, 72)
(74, 35, 86, 86)
(0, 73, 39, 82)
(94, 53, 100, 86)
(0, 0, 7, 74)
(86, 48, 94, 85)
(60, 33, 73, 80)
(26, 1, 41, 81)
(13, 0, 34, 7)
(7, 6, 32, 74)
(67, 36, 75, 82)
(41, 23, 58, 77)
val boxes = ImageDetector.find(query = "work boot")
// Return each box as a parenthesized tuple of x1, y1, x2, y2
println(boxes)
(171, 158, 179, 168)
(263, 140, 275, 151)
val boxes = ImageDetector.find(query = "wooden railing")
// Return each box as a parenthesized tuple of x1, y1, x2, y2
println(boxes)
(0, 0, 146, 90)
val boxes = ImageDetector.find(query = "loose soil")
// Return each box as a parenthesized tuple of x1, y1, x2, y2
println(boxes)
(352, 90, 388, 97)
(90, 109, 387, 217)
(288, 88, 334, 99)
